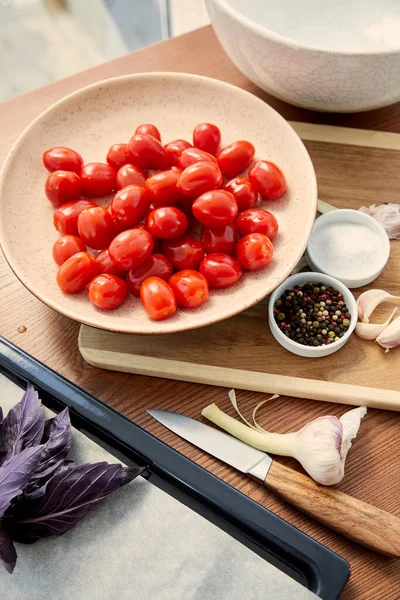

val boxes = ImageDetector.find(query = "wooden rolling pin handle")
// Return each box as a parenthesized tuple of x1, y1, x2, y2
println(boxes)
(264, 461, 400, 557)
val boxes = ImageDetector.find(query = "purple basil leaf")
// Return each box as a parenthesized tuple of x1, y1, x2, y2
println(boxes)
(0, 407, 5, 465)
(28, 408, 72, 482)
(7, 462, 144, 543)
(0, 530, 17, 574)
(0, 445, 44, 518)
(2, 385, 44, 462)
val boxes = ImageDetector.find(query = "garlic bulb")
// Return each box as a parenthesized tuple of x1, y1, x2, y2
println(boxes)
(376, 316, 400, 351)
(355, 307, 398, 340)
(357, 289, 400, 323)
(202, 391, 367, 486)
(359, 203, 400, 240)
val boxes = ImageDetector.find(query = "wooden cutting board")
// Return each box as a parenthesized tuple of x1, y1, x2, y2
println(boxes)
(79, 123, 400, 399)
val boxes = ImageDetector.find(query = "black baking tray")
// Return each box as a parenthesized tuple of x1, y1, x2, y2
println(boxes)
(0, 336, 350, 599)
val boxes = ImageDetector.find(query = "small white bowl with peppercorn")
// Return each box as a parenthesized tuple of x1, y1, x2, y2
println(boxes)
(268, 272, 357, 357)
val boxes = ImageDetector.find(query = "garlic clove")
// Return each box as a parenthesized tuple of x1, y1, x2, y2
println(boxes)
(359, 203, 400, 240)
(376, 316, 400, 351)
(357, 289, 400, 323)
(355, 307, 398, 340)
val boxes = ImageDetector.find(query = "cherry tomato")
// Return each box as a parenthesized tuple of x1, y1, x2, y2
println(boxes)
(145, 170, 182, 207)
(88, 274, 128, 310)
(45, 170, 82, 208)
(162, 234, 204, 271)
(201, 223, 238, 255)
(109, 228, 154, 270)
(134, 124, 161, 141)
(200, 253, 242, 289)
(164, 139, 192, 166)
(52, 235, 86, 266)
(217, 141, 255, 179)
(193, 189, 238, 227)
(111, 185, 150, 229)
(56, 251, 98, 294)
(179, 147, 217, 170)
(53, 199, 96, 236)
(95, 247, 127, 278)
(77, 206, 115, 250)
(116, 164, 147, 190)
(248, 160, 287, 200)
(236, 233, 274, 271)
(128, 134, 169, 170)
(193, 123, 221, 156)
(140, 277, 177, 320)
(106, 144, 134, 170)
(169, 270, 209, 308)
(147, 207, 188, 240)
(177, 162, 223, 198)
(80, 163, 117, 197)
(236, 208, 279, 240)
(43, 147, 83, 174)
(224, 177, 258, 211)
(126, 253, 173, 296)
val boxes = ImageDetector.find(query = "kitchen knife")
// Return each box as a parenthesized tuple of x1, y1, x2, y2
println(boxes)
(148, 409, 400, 557)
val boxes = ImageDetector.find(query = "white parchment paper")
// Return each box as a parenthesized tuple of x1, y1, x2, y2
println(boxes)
(0, 374, 316, 599)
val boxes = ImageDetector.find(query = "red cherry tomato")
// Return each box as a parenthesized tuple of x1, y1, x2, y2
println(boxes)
(88, 274, 128, 310)
(235, 208, 279, 240)
(77, 206, 115, 250)
(169, 270, 209, 308)
(56, 251, 98, 294)
(126, 253, 173, 296)
(164, 139, 192, 166)
(200, 253, 242, 289)
(177, 162, 223, 198)
(116, 164, 147, 190)
(147, 207, 188, 240)
(128, 134, 169, 170)
(45, 170, 82, 208)
(80, 163, 117, 197)
(162, 234, 204, 271)
(193, 189, 238, 228)
(111, 185, 150, 229)
(52, 235, 86, 266)
(248, 160, 287, 200)
(95, 247, 127, 278)
(140, 277, 177, 320)
(193, 123, 221, 156)
(145, 170, 182, 207)
(217, 141, 255, 179)
(224, 177, 258, 211)
(106, 144, 134, 170)
(134, 124, 161, 141)
(179, 147, 217, 170)
(53, 199, 96, 236)
(201, 223, 238, 255)
(43, 147, 83, 174)
(236, 233, 274, 271)
(109, 228, 154, 270)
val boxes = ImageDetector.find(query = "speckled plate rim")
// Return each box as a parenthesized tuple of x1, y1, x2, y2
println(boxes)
(0, 72, 317, 334)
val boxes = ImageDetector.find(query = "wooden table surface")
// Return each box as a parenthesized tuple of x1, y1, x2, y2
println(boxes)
(1, 26, 399, 599)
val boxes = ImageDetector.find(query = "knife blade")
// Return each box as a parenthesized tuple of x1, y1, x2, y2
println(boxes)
(148, 409, 400, 557)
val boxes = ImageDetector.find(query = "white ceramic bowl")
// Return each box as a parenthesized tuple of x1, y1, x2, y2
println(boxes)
(206, 0, 400, 112)
(268, 272, 357, 357)
(306, 209, 390, 288)
(0, 73, 317, 335)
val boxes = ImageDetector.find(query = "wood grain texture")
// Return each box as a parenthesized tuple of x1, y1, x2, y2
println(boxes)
(0, 26, 399, 600)
(265, 461, 400, 557)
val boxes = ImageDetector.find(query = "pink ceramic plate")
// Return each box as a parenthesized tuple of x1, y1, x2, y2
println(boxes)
(0, 73, 317, 334)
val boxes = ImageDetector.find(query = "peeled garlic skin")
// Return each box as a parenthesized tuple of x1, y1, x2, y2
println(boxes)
(355, 307, 398, 340)
(376, 316, 400, 350)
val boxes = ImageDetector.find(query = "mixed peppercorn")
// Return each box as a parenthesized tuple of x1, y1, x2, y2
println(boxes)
(273, 282, 351, 347)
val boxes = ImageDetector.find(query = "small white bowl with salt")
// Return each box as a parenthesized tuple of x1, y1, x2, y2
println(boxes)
(306, 209, 390, 288)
